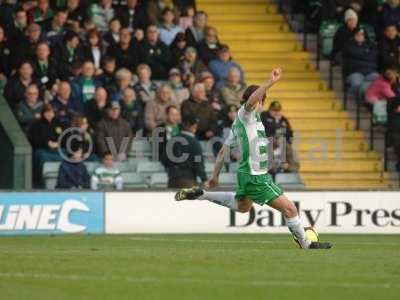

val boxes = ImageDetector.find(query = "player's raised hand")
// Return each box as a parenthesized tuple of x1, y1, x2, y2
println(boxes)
(270, 67, 282, 83)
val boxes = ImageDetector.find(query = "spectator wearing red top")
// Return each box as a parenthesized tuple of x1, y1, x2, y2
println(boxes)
(365, 70, 398, 105)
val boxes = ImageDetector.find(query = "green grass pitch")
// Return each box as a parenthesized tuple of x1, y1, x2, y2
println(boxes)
(0, 234, 399, 300)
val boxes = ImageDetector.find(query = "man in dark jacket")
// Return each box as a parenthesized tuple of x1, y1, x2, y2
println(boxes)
(85, 86, 108, 128)
(56, 148, 90, 189)
(379, 0, 400, 31)
(138, 24, 171, 80)
(166, 115, 207, 188)
(181, 82, 217, 140)
(378, 24, 400, 71)
(95, 101, 133, 160)
(388, 96, 400, 172)
(115, 0, 147, 30)
(107, 27, 139, 70)
(343, 28, 379, 94)
(32, 42, 58, 91)
(120, 87, 144, 135)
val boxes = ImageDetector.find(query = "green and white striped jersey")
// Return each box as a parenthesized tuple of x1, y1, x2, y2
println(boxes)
(91, 167, 123, 190)
(225, 106, 269, 175)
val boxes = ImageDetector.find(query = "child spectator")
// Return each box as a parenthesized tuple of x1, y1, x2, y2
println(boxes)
(56, 147, 90, 189)
(91, 152, 123, 190)
(365, 69, 398, 106)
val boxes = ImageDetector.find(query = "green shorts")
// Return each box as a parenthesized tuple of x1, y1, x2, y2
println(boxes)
(235, 172, 283, 205)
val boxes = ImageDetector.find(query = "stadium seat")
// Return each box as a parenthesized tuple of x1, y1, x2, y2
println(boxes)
(42, 162, 61, 177)
(275, 173, 305, 189)
(218, 173, 236, 188)
(121, 173, 148, 188)
(319, 20, 341, 58)
(114, 162, 136, 173)
(84, 162, 101, 174)
(200, 141, 214, 158)
(136, 161, 165, 176)
(149, 172, 168, 188)
(229, 162, 239, 173)
(130, 139, 152, 158)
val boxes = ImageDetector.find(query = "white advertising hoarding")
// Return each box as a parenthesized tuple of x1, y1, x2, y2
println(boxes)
(105, 192, 400, 234)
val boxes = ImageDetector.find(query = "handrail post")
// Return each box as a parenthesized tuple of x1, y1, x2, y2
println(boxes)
(384, 127, 388, 171)
(356, 95, 360, 129)
(328, 60, 333, 89)
(369, 115, 374, 150)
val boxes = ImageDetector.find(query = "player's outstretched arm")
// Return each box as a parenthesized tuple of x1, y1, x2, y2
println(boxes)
(245, 67, 282, 112)
(204, 145, 226, 189)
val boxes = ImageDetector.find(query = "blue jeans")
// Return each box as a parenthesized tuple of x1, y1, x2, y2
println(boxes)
(346, 72, 379, 95)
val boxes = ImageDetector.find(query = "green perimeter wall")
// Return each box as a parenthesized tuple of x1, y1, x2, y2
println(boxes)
(0, 95, 31, 189)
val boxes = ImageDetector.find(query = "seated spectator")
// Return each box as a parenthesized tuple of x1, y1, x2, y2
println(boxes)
(185, 11, 208, 46)
(134, 64, 158, 103)
(197, 26, 222, 65)
(379, 0, 400, 31)
(0, 25, 12, 79)
(83, 29, 106, 72)
(378, 24, 400, 71)
(388, 95, 400, 171)
(15, 23, 43, 67)
(107, 27, 139, 70)
(4, 60, 40, 110)
(15, 84, 44, 133)
(29, 104, 64, 187)
(65, 0, 88, 29)
(42, 9, 68, 45)
(179, 46, 207, 81)
(96, 56, 118, 94)
(103, 18, 121, 47)
(6, 9, 28, 52)
(181, 83, 217, 140)
(331, 8, 359, 63)
(115, 0, 147, 32)
(56, 147, 90, 189)
(145, 84, 179, 132)
(138, 24, 171, 80)
(85, 86, 108, 128)
(179, 5, 195, 32)
(91, 152, 123, 190)
(51, 81, 82, 126)
(71, 60, 100, 105)
(96, 101, 132, 160)
(365, 69, 398, 106)
(221, 104, 238, 140)
(170, 32, 187, 67)
(166, 116, 207, 188)
(220, 67, 247, 107)
(158, 8, 182, 46)
(52, 31, 84, 80)
(343, 28, 379, 96)
(156, 105, 181, 166)
(208, 45, 244, 87)
(88, 0, 114, 33)
(32, 42, 58, 91)
(112, 67, 134, 102)
(120, 87, 144, 135)
(28, 0, 54, 24)
(260, 101, 299, 175)
(167, 68, 190, 105)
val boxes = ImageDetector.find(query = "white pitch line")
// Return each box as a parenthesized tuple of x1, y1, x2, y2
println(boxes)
(0, 272, 397, 289)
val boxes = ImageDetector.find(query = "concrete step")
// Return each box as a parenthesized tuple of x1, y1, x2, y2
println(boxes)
(290, 118, 354, 130)
(229, 40, 301, 51)
(295, 130, 365, 139)
(233, 51, 311, 60)
(301, 172, 390, 181)
(298, 151, 379, 160)
(301, 160, 383, 172)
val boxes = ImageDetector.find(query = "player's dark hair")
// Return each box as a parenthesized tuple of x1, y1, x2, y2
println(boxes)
(241, 85, 265, 105)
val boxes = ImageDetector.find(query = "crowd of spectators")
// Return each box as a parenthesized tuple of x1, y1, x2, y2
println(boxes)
(1, 0, 297, 188)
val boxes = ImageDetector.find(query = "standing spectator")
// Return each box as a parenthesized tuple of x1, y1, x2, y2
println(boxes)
(52, 31, 84, 80)
(331, 9, 359, 63)
(71, 60, 100, 106)
(138, 24, 171, 80)
(169, 32, 187, 67)
(388, 95, 400, 171)
(167, 68, 190, 105)
(220, 67, 247, 107)
(32, 42, 58, 91)
(85, 86, 108, 128)
(179, 5, 195, 32)
(28, 0, 54, 24)
(97, 56, 118, 94)
(95, 101, 132, 160)
(0, 25, 12, 79)
(166, 116, 207, 188)
(343, 28, 379, 96)
(134, 64, 158, 103)
(42, 9, 68, 45)
(51, 81, 82, 126)
(365, 69, 398, 106)
(181, 82, 217, 140)
(120, 87, 144, 135)
(145, 84, 179, 132)
(179, 46, 207, 80)
(56, 147, 90, 189)
(208, 45, 244, 87)
(115, 0, 147, 31)
(15, 84, 44, 133)
(156, 105, 181, 167)
(379, 0, 400, 31)
(88, 0, 114, 33)
(103, 18, 121, 47)
(378, 24, 400, 71)
(4, 61, 39, 109)
(185, 11, 207, 46)
(91, 152, 123, 190)
(83, 29, 106, 72)
(197, 26, 222, 65)
(107, 27, 139, 70)
(158, 8, 182, 46)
